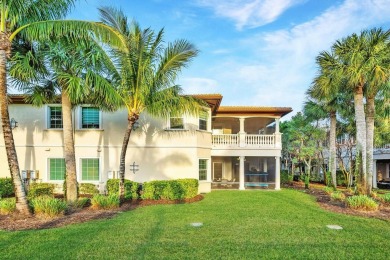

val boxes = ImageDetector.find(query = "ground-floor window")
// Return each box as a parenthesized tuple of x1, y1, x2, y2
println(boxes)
(199, 159, 208, 181)
(49, 158, 65, 181)
(81, 158, 100, 181)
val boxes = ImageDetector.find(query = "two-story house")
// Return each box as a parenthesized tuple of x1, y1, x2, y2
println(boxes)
(0, 94, 292, 193)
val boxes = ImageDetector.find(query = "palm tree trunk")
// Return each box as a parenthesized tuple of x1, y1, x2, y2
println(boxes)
(354, 85, 367, 194)
(329, 111, 337, 188)
(62, 92, 78, 202)
(366, 96, 375, 194)
(119, 112, 138, 200)
(0, 48, 30, 215)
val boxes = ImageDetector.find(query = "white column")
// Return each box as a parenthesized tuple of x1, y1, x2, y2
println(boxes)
(275, 118, 280, 133)
(239, 156, 245, 190)
(263, 159, 268, 172)
(373, 160, 377, 189)
(239, 118, 246, 147)
(275, 156, 281, 190)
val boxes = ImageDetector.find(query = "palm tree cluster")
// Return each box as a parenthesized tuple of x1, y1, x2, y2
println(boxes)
(0, 1, 200, 213)
(305, 28, 390, 194)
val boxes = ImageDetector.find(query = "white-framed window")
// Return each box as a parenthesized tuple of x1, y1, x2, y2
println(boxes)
(80, 158, 100, 181)
(47, 106, 63, 129)
(199, 110, 208, 131)
(48, 158, 65, 181)
(199, 159, 208, 181)
(80, 107, 101, 129)
(169, 116, 184, 129)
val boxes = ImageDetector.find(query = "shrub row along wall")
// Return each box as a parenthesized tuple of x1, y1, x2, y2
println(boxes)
(142, 179, 198, 200)
(0, 178, 14, 198)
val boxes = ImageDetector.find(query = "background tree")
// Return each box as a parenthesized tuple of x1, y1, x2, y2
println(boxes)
(98, 7, 202, 198)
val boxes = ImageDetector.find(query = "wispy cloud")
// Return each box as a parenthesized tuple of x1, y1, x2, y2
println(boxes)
(197, 0, 390, 118)
(179, 77, 220, 94)
(195, 0, 305, 29)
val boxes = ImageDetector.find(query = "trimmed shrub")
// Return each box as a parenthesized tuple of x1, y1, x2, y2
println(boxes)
(27, 183, 55, 200)
(106, 179, 138, 200)
(91, 194, 120, 209)
(346, 195, 379, 211)
(177, 179, 198, 199)
(0, 178, 14, 198)
(28, 183, 55, 199)
(30, 196, 67, 218)
(330, 191, 346, 202)
(280, 170, 291, 184)
(142, 179, 198, 200)
(79, 183, 99, 195)
(0, 198, 16, 215)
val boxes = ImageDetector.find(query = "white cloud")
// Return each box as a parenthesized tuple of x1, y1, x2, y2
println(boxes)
(179, 77, 220, 94)
(195, 0, 305, 29)
(203, 0, 390, 118)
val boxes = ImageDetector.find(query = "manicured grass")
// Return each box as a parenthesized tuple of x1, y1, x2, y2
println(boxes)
(1, 189, 390, 259)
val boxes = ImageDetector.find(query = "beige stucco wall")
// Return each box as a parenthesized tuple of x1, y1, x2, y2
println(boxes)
(0, 104, 212, 193)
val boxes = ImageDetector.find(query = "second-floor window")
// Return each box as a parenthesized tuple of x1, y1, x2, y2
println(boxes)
(81, 107, 100, 129)
(49, 106, 63, 129)
(199, 111, 208, 131)
(169, 116, 184, 129)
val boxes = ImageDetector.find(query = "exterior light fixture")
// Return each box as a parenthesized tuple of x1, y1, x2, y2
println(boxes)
(132, 121, 140, 130)
(10, 118, 18, 129)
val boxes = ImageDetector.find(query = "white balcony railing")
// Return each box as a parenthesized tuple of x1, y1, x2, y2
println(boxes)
(212, 134, 239, 146)
(212, 133, 281, 148)
(246, 134, 275, 147)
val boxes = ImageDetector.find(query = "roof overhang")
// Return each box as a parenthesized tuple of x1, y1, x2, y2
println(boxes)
(216, 106, 293, 118)
(190, 94, 223, 115)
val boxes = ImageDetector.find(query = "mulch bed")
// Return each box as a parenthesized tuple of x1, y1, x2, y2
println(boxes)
(0, 195, 203, 231)
(1, 184, 389, 232)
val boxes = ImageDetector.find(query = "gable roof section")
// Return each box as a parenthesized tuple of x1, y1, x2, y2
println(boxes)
(190, 94, 222, 115)
(216, 106, 292, 118)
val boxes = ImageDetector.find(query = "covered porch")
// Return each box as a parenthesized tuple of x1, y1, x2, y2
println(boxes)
(211, 156, 280, 190)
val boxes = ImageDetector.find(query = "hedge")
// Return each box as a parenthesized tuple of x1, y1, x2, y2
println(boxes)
(79, 183, 99, 195)
(142, 179, 198, 200)
(0, 178, 14, 198)
(27, 183, 55, 200)
(106, 179, 139, 200)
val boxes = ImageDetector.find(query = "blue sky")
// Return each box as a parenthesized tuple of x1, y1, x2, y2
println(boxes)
(69, 0, 390, 118)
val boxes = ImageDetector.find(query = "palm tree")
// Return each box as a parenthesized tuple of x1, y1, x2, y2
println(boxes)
(9, 37, 120, 202)
(0, 1, 125, 210)
(362, 28, 390, 194)
(98, 7, 202, 198)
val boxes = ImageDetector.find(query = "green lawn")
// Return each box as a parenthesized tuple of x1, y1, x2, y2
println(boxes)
(1, 189, 390, 259)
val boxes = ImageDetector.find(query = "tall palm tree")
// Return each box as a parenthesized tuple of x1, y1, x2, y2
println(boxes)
(0, 0, 125, 211)
(362, 28, 390, 194)
(9, 37, 121, 202)
(98, 7, 202, 198)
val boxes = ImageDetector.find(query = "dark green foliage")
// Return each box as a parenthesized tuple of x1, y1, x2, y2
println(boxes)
(79, 183, 99, 195)
(142, 179, 198, 200)
(0, 178, 15, 198)
(106, 179, 138, 200)
(281, 170, 292, 184)
(336, 171, 347, 186)
(27, 183, 55, 200)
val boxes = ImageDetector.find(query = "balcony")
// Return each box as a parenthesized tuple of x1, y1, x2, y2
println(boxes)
(212, 133, 281, 148)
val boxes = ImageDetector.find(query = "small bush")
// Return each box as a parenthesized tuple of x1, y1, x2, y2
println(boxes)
(106, 179, 139, 200)
(379, 193, 390, 203)
(0, 178, 14, 198)
(330, 191, 346, 202)
(142, 179, 198, 200)
(91, 194, 120, 209)
(0, 198, 16, 215)
(323, 186, 334, 195)
(30, 196, 67, 218)
(28, 183, 55, 200)
(346, 195, 379, 211)
(79, 183, 99, 195)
